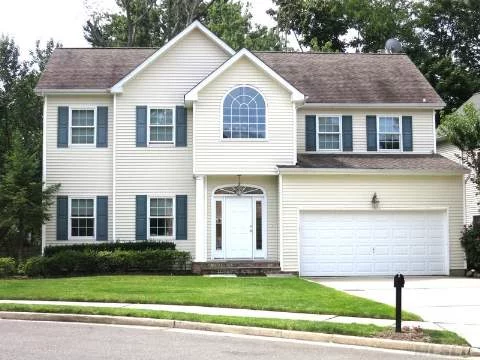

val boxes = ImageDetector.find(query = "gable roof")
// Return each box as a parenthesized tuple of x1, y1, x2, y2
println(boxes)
(184, 48, 305, 104)
(35, 20, 234, 94)
(255, 52, 444, 107)
(110, 21, 235, 93)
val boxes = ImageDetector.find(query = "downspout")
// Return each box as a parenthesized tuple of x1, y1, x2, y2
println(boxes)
(41, 95, 48, 255)
(113, 93, 117, 242)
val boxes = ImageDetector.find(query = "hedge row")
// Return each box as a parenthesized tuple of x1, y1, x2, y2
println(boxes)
(23, 249, 191, 277)
(461, 225, 480, 271)
(44, 241, 176, 257)
(0, 257, 16, 277)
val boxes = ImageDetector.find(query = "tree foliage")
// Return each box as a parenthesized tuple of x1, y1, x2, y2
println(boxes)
(439, 103, 480, 195)
(0, 37, 60, 258)
(83, 0, 284, 51)
(270, 0, 480, 112)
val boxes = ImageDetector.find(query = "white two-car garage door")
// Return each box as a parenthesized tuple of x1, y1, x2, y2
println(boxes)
(300, 210, 448, 276)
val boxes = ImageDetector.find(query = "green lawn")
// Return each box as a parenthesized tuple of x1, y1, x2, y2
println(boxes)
(0, 303, 467, 346)
(0, 275, 420, 320)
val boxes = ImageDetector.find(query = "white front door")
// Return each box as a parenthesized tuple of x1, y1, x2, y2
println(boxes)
(225, 197, 253, 258)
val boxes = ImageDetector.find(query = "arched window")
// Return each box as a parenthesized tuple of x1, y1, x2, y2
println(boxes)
(214, 185, 264, 196)
(223, 86, 265, 139)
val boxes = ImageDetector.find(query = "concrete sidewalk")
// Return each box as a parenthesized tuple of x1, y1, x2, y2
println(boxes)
(0, 299, 442, 330)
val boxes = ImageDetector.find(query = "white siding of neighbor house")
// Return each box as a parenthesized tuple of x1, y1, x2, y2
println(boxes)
(205, 176, 279, 261)
(296, 107, 435, 153)
(280, 174, 465, 272)
(194, 58, 296, 175)
(44, 95, 114, 246)
(114, 28, 230, 253)
(438, 141, 479, 224)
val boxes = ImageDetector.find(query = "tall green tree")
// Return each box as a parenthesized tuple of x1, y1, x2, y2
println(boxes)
(0, 132, 59, 259)
(0, 37, 60, 257)
(83, 0, 284, 50)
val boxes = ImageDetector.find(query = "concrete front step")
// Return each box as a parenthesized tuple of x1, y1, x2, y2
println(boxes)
(192, 261, 281, 276)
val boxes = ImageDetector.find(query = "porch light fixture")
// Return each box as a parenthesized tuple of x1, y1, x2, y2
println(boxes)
(233, 175, 243, 196)
(371, 192, 380, 209)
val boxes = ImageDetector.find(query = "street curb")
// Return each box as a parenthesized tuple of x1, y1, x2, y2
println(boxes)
(0, 311, 475, 357)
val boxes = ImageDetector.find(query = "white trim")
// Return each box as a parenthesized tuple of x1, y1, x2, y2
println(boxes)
(432, 109, 437, 154)
(147, 195, 176, 241)
(69, 107, 97, 147)
(41, 95, 47, 255)
(147, 106, 176, 146)
(192, 103, 197, 174)
(376, 115, 403, 152)
(219, 84, 268, 141)
(316, 114, 342, 152)
(210, 184, 268, 260)
(113, 94, 117, 242)
(278, 168, 469, 175)
(185, 49, 305, 104)
(292, 103, 297, 165)
(195, 175, 206, 261)
(68, 196, 96, 241)
(111, 21, 234, 93)
(299, 102, 445, 110)
(278, 174, 284, 270)
(35, 89, 110, 95)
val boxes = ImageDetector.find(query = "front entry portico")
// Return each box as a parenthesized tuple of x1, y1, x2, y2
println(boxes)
(212, 185, 266, 260)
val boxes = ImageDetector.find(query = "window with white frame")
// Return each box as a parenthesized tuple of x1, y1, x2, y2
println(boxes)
(378, 116, 401, 150)
(149, 198, 174, 237)
(317, 115, 341, 150)
(149, 108, 174, 143)
(223, 86, 266, 139)
(70, 198, 95, 237)
(71, 109, 95, 144)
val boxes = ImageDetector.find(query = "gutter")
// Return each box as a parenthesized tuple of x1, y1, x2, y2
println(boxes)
(277, 168, 469, 176)
(299, 102, 445, 110)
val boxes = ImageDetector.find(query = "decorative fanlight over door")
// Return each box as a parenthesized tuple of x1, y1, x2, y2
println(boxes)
(214, 185, 264, 196)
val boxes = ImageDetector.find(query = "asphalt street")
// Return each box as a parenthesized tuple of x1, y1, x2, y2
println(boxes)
(0, 319, 466, 360)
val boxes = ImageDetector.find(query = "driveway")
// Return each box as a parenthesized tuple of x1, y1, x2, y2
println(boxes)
(310, 276, 480, 348)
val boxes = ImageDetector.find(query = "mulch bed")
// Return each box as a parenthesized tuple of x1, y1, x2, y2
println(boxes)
(378, 326, 431, 342)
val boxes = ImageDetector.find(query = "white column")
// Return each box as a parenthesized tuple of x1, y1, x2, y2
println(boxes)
(195, 175, 206, 262)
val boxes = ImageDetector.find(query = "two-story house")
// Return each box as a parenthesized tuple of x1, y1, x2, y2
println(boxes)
(35, 21, 468, 276)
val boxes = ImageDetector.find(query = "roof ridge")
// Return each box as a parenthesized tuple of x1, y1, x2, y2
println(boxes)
(254, 51, 407, 56)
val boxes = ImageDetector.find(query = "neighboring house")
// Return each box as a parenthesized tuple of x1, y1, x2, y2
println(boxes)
(437, 93, 480, 226)
(35, 21, 468, 276)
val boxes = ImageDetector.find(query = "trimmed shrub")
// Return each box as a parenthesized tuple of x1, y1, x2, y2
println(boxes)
(0, 257, 16, 277)
(461, 225, 480, 271)
(43, 241, 176, 257)
(24, 249, 191, 277)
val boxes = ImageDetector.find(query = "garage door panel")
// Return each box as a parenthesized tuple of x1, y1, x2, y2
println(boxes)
(300, 210, 448, 276)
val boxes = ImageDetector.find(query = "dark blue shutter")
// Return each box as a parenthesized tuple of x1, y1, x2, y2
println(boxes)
(402, 116, 413, 151)
(96, 106, 108, 148)
(136, 106, 147, 147)
(342, 115, 353, 151)
(96, 196, 108, 241)
(305, 115, 316, 151)
(176, 195, 187, 240)
(175, 106, 187, 147)
(366, 115, 377, 151)
(57, 107, 69, 148)
(56, 196, 68, 240)
(136, 195, 147, 240)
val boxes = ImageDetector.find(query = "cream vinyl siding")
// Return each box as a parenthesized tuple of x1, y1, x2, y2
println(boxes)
(45, 95, 113, 245)
(297, 107, 435, 153)
(194, 58, 296, 174)
(206, 176, 279, 260)
(114, 28, 229, 252)
(280, 174, 464, 272)
(438, 141, 479, 224)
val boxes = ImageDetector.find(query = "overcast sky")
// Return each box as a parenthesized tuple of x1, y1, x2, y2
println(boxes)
(0, 0, 276, 57)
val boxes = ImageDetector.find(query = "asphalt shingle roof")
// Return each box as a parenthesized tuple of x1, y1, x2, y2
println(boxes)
(279, 153, 468, 173)
(36, 48, 443, 105)
(36, 48, 157, 90)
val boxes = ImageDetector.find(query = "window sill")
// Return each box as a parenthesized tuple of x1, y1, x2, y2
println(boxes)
(148, 237, 175, 241)
(68, 237, 97, 241)
(220, 138, 268, 142)
(148, 142, 175, 148)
